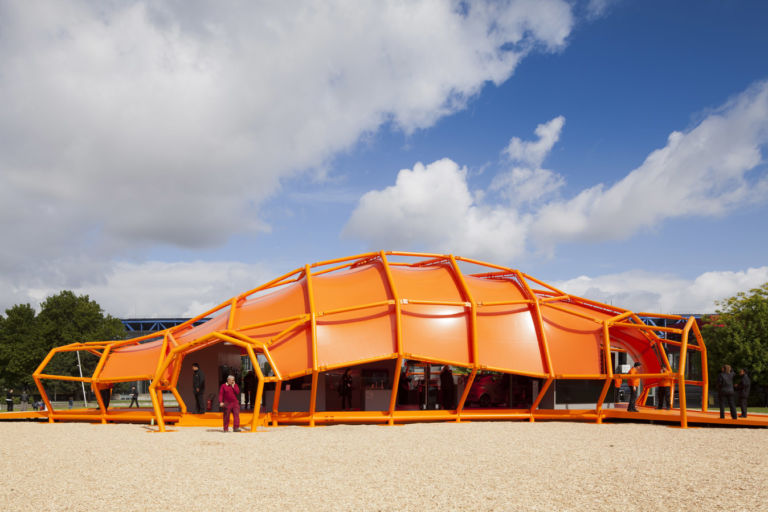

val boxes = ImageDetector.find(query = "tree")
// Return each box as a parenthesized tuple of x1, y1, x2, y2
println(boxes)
(702, 282, 768, 401)
(0, 304, 42, 391)
(0, 291, 125, 398)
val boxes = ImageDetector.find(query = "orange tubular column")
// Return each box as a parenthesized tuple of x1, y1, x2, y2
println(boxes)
(271, 383, 282, 426)
(305, 264, 319, 427)
(449, 255, 478, 422)
(91, 344, 113, 424)
(168, 354, 188, 415)
(380, 252, 404, 426)
(678, 317, 694, 428)
(246, 346, 265, 432)
(150, 339, 176, 432)
(32, 347, 61, 423)
(517, 272, 555, 422)
(594, 321, 614, 423)
(691, 320, 709, 411)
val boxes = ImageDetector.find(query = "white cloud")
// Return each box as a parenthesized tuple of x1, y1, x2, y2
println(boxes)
(1, 260, 274, 318)
(343, 115, 570, 260)
(342, 159, 529, 261)
(491, 167, 565, 206)
(0, 0, 575, 306)
(491, 116, 566, 206)
(344, 81, 768, 263)
(584, 0, 622, 19)
(503, 115, 565, 168)
(532, 81, 768, 249)
(0, 0, 573, 250)
(554, 266, 768, 314)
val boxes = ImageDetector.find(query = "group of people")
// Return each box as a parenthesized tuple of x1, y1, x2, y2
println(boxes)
(190, 358, 757, 431)
(718, 365, 750, 419)
(622, 360, 753, 419)
(191, 362, 243, 432)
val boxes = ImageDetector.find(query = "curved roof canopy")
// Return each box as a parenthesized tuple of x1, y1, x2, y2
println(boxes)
(33, 251, 708, 429)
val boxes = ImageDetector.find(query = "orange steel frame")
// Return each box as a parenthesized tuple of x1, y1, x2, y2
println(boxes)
(32, 251, 709, 431)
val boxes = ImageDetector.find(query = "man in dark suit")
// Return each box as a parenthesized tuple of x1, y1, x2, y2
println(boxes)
(192, 362, 206, 414)
(735, 368, 751, 418)
(243, 370, 256, 410)
(718, 364, 738, 420)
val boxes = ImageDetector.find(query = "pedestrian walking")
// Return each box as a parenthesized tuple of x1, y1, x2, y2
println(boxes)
(128, 386, 140, 408)
(627, 362, 641, 412)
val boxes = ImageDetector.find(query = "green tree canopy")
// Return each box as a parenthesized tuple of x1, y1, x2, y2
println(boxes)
(702, 282, 768, 390)
(0, 303, 41, 391)
(0, 291, 125, 395)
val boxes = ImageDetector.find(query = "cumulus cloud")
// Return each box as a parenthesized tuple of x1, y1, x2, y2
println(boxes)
(503, 115, 565, 168)
(555, 267, 768, 314)
(342, 159, 529, 261)
(0, 1, 573, 254)
(492, 115, 566, 206)
(343, 116, 571, 260)
(0, 0, 575, 310)
(490, 167, 565, 206)
(344, 81, 768, 262)
(532, 81, 768, 249)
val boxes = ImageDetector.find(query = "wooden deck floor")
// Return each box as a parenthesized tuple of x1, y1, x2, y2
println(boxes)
(2, 406, 767, 428)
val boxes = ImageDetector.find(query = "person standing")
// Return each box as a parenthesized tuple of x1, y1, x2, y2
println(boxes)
(243, 370, 256, 410)
(718, 364, 738, 420)
(20, 390, 29, 412)
(439, 365, 455, 410)
(99, 383, 112, 409)
(219, 374, 241, 432)
(128, 386, 139, 408)
(5, 389, 14, 411)
(627, 362, 641, 412)
(398, 366, 411, 405)
(735, 368, 751, 418)
(656, 368, 672, 410)
(339, 369, 353, 410)
(191, 362, 206, 414)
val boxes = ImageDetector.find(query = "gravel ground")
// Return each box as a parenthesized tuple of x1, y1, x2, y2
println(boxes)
(1, 420, 766, 511)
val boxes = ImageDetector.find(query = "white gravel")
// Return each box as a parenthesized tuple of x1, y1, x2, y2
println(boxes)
(1, 420, 766, 511)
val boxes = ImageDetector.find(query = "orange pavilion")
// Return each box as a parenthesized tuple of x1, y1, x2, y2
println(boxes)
(24, 251, 768, 430)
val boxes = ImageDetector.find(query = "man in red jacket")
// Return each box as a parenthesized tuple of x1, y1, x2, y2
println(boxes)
(219, 375, 241, 432)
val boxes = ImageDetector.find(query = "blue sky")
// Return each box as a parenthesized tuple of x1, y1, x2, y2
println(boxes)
(1, 1, 767, 317)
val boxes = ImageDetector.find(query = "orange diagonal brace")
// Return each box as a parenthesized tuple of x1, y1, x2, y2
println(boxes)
(516, 271, 554, 378)
(691, 320, 709, 411)
(678, 316, 695, 428)
(305, 264, 319, 427)
(380, 251, 404, 425)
